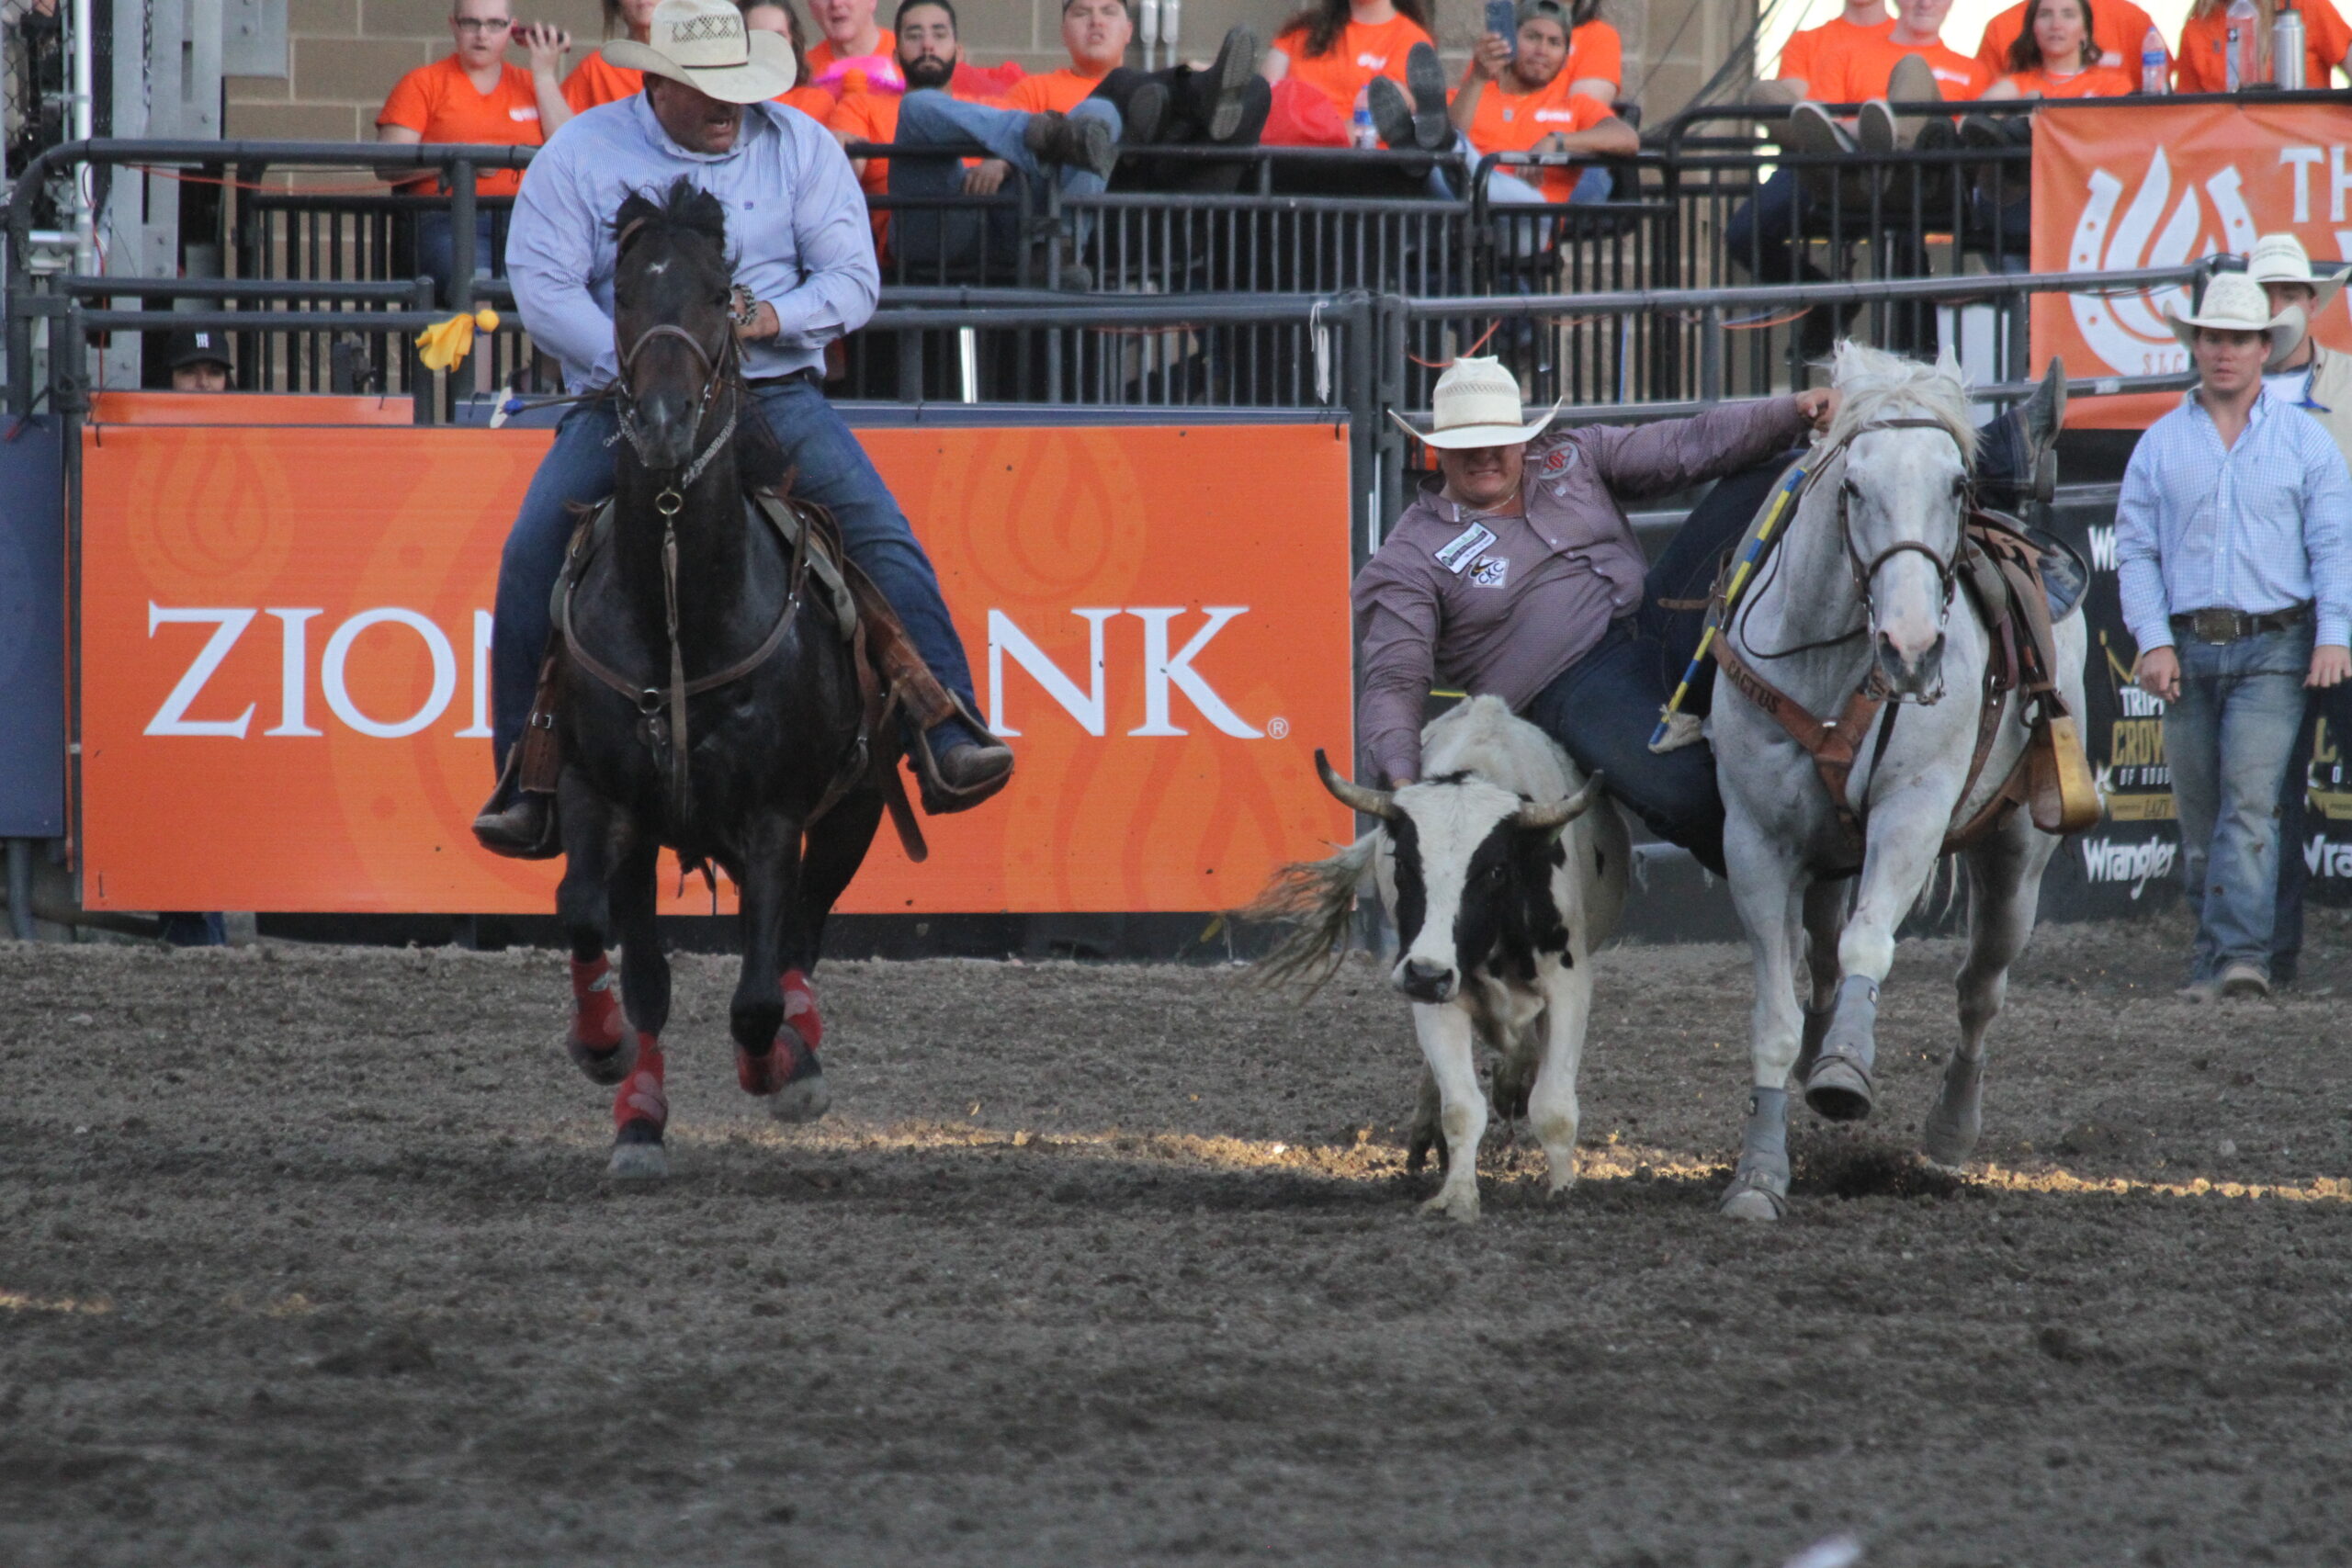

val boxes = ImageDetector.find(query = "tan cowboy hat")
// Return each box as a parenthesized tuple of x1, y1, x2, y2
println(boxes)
(2165, 271, 2307, 360)
(2247, 231, 2351, 317)
(1387, 356, 1563, 449)
(605, 0, 796, 103)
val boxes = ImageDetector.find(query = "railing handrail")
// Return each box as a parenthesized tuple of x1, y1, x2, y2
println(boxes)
(1657, 85, 2352, 153)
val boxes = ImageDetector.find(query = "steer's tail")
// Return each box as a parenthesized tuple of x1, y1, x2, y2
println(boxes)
(1237, 833, 1380, 997)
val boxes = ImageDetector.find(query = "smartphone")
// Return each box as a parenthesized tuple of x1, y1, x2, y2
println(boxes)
(1486, 0, 1517, 58)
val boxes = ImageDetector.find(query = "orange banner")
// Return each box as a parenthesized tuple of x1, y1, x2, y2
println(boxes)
(2031, 98, 2352, 428)
(78, 416, 1354, 913)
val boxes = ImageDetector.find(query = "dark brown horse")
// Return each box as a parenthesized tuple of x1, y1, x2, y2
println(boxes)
(554, 178, 884, 1179)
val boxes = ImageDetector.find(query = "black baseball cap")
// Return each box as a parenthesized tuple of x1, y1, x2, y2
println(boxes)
(164, 326, 232, 372)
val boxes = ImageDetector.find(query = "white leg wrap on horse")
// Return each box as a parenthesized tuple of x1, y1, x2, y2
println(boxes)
(1807, 974, 1880, 1122)
(1721, 1088, 1792, 1220)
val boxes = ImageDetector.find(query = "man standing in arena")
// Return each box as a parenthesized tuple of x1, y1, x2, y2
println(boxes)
(2120, 274, 2352, 1000)
(474, 0, 1012, 854)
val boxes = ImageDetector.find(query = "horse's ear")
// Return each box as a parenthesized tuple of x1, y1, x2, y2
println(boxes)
(1934, 341, 1965, 386)
(613, 188, 662, 249)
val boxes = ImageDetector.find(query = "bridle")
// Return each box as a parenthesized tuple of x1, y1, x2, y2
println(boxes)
(609, 215, 741, 494)
(1835, 415, 1968, 630)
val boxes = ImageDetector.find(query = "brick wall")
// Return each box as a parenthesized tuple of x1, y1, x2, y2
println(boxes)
(226, 0, 1754, 142)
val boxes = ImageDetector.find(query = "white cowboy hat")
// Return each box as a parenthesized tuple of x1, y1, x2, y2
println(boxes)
(2165, 271, 2307, 360)
(1387, 355, 1563, 449)
(2247, 231, 2351, 318)
(605, 0, 796, 104)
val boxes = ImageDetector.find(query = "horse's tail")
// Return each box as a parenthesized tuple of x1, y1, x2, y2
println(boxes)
(1236, 833, 1382, 998)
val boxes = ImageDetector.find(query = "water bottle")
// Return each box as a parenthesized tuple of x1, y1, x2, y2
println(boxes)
(2141, 25, 2169, 93)
(2275, 0, 2307, 88)
(2226, 0, 2259, 90)
(1351, 85, 1378, 149)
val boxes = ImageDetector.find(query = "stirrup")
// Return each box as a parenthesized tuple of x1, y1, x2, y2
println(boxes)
(471, 742, 561, 860)
(908, 692, 1014, 816)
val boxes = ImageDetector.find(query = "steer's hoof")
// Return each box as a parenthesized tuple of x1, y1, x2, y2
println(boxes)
(607, 1119, 668, 1180)
(1804, 1054, 1875, 1122)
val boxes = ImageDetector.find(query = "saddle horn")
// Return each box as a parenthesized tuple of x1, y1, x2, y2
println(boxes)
(1314, 749, 1397, 820)
(1511, 773, 1606, 831)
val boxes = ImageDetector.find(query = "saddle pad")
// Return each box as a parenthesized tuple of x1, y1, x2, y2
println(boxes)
(750, 491, 860, 639)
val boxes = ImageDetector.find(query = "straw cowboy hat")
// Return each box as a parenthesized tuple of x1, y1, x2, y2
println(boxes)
(605, 0, 796, 103)
(2248, 231, 2352, 317)
(2165, 271, 2306, 361)
(1388, 356, 1563, 449)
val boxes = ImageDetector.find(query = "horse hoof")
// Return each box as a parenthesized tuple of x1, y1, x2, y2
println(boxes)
(568, 1030, 638, 1087)
(769, 1062, 831, 1124)
(1720, 1185, 1785, 1221)
(1419, 1187, 1479, 1224)
(607, 1119, 668, 1179)
(1921, 1109, 1981, 1168)
(1804, 1056, 1875, 1122)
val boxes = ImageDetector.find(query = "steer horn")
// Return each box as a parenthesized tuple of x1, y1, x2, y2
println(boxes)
(1314, 749, 1397, 820)
(1511, 772, 1606, 831)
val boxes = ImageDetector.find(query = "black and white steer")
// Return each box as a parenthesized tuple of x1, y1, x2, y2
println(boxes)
(1272, 696, 1628, 1221)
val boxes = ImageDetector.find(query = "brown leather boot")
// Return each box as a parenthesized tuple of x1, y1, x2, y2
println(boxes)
(472, 655, 565, 859)
(919, 723, 1015, 815)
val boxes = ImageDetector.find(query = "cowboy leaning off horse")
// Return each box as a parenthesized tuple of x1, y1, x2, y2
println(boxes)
(473, 0, 1013, 855)
(1355, 355, 2066, 872)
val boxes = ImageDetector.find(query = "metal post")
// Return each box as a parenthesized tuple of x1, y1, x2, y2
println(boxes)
(6, 840, 34, 942)
(449, 159, 477, 314)
(898, 329, 922, 402)
(410, 276, 438, 424)
(1701, 304, 1724, 403)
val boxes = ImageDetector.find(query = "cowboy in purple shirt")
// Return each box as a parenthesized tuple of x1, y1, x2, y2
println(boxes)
(1355, 358, 1838, 873)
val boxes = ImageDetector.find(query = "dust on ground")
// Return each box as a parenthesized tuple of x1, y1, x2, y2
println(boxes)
(3, 912, 2348, 1567)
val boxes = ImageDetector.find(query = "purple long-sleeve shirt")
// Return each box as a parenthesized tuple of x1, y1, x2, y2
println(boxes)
(1353, 397, 1810, 784)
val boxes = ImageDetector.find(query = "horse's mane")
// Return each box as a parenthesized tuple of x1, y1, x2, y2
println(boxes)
(1822, 342, 1978, 465)
(613, 177, 732, 265)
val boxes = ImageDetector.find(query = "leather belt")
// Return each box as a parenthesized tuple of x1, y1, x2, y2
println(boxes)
(745, 367, 823, 389)
(2168, 603, 2312, 644)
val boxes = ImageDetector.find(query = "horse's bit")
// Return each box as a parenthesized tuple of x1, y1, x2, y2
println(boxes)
(612, 320, 740, 492)
(1835, 415, 1969, 627)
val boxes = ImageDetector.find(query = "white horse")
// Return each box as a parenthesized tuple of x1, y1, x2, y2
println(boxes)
(1711, 343, 2088, 1220)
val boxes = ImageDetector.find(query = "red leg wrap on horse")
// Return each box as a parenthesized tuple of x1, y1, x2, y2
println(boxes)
(782, 969, 823, 1050)
(614, 1033, 667, 1134)
(570, 955, 625, 1050)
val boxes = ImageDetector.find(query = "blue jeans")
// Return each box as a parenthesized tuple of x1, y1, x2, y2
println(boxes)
(416, 209, 496, 308)
(1724, 167, 1826, 285)
(489, 378, 978, 765)
(2165, 625, 2314, 983)
(888, 91, 1120, 264)
(2269, 679, 2352, 981)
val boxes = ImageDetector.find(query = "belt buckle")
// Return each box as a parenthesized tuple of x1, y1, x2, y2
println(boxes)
(2191, 608, 2238, 643)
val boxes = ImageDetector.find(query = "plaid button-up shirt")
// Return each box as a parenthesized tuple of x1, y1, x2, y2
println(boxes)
(2115, 388, 2352, 653)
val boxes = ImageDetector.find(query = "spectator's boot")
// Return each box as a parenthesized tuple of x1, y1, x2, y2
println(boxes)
(472, 652, 563, 860)
(1366, 77, 1419, 152)
(1405, 42, 1451, 151)
(1201, 25, 1261, 141)
(1023, 109, 1118, 180)
(1885, 52, 1940, 133)
(1122, 80, 1167, 145)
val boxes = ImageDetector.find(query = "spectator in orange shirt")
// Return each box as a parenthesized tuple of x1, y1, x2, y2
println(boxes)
(1261, 0, 1437, 125)
(740, 0, 841, 118)
(2177, 0, 2351, 89)
(1757, 0, 1892, 104)
(1981, 0, 2138, 96)
(1001, 0, 1128, 115)
(548, 0, 661, 129)
(376, 0, 568, 301)
(1445, 0, 1635, 208)
(1975, 0, 2164, 77)
(1561, 0, 1623, 104)
(807, 0, 885, 74)
(1805, 0, 1995, 105)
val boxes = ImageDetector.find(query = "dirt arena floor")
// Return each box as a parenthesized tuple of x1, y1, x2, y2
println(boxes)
(5, 909, 2350, 1568)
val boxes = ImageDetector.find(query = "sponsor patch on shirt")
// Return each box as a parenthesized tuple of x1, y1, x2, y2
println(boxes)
(510, 107, 540, 120)
(1470, 555, 1510, 588)
(1433, 522, 1498, 575)
(1356, 51, 1391, 68)
(1532, 107, 1582, 123)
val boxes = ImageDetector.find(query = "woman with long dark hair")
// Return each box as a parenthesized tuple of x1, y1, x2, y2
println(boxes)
(1260, 0, 1436, 120)
(1981, 0, 2132, 95)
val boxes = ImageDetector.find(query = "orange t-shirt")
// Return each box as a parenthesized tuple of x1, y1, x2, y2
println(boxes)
(777, 84, 839, 122)
(1271, 14, 1437, 119)
(1564, 19, 1622, 92)
(804, 31, 884, 75)
(560, 50, 643, 113)
(1975, 0, 2165, 75)
(1810, 34, 1996, 100)
(1778, 15, 1897, 84)
(2176, 0, 2351, 89)
(1453, 79, 1611, 201)
(377, 55, 545, 196)
(1996, 63, 2136, 96)
(1002, 66, 1107, 114)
